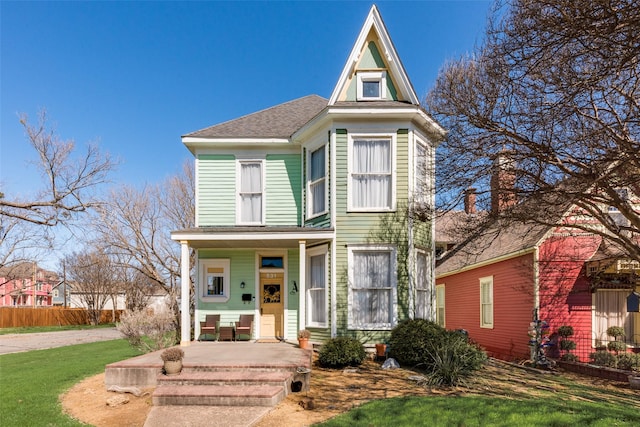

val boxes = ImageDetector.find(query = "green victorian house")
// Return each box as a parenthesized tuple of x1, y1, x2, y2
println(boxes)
(171, 5, 445, 346)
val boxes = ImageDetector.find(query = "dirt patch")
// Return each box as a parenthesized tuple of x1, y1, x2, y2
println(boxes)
(60, 357, 639, 427)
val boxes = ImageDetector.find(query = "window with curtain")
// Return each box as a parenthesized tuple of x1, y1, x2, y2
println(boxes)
(436, 285, 445, 327)
(480, 276, 493, 328)
(307, 251, 327, 326)
(415, 251, 430, 319)
(414, 141, 428, 205)
(308, 145, 326, 217)
(593, 290, 634, 344)
(349, 247, 396, 329)
(239, 161, 263, 224)
(350, 138, 392, 210)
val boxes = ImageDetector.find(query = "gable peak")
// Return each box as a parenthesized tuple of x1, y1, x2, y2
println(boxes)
(329, 5, 419, 105)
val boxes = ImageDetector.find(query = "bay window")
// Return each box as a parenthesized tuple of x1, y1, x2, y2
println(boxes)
(349, 135, 394, 211)
(307, 246, 328, 327)
(348, 245, 397, 329)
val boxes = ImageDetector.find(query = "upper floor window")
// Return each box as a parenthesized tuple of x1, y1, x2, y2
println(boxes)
(307, 145, 327, 217)
(414, 140, 429, 206)
(357, 71, 387, 101)
(349, 135, 395, 211)
(237, 160, 264, 225)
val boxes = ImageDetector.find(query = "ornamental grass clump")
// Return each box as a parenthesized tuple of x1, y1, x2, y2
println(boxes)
(160, 347, 184, 362)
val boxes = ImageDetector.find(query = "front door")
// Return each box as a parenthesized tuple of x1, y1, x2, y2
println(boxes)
(260, 272, 284, 339)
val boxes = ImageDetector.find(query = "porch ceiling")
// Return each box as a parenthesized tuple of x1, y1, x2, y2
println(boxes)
(171, 226, 335, 249)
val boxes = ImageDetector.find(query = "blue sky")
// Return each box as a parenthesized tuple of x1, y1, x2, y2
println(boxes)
(1, 0, 491, 200)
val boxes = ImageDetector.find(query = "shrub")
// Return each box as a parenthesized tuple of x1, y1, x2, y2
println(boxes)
(388, 319, 445, 367)
(388, 319, 486, 386)
(559, 340, 576, 351)
(607, 341, 627, 354)
(298, 329, 311, 339)
(160, 347, 184, 362)
(557, 326, 574, 338)
(560, 353, 579, 362)
(589, 350, 617, 367)
(606, 326, 626, 340)
(318, 337, 366, 368)
(616, 353, 640, 371)
(117, 308, 177, 352)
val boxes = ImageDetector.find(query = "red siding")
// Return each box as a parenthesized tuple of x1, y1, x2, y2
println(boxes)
(537, 235, 601, 361)
(438, 253, 535, 361)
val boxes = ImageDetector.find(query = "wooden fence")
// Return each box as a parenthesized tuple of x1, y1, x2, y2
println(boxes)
(0, 307, 123, 328)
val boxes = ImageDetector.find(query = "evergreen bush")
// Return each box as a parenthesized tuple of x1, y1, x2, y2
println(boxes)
(388, 319, 486, 386)
(589, 350, 617, 367)
(318, 336, 366, 368)
(616, 353, 640, 371)
(607, 341, 627, 354)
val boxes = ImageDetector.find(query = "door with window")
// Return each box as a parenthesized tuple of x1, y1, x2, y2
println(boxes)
(260, 272, 284, 339)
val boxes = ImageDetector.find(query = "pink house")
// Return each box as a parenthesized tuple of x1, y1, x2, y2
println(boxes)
(0, 263, 56, 307)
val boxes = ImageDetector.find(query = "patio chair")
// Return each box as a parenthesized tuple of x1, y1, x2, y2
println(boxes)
(199, 314, 220, 341)
(235, 314, 254, 341)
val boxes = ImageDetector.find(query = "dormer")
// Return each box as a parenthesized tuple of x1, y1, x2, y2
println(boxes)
(329, 5, 419, 106)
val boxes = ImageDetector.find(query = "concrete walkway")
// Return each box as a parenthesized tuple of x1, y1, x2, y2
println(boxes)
(0, 327, 122, 354)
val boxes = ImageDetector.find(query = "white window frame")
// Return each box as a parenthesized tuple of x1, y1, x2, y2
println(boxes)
(357, 71, 387, 101)
(236, 159, 265, 225)
(347, 244, 397, 330)
(415, 250, 431, 320)
(200, 259, 231, 303)
(347, 133, 396, 212)
(435, 284, 446, 327)
(592, 289, 634, 346)
(480, 276, 494, 329)
(414, 138, 430, 206)
(306, 143, 328, 219)
(306, 245, 328, 327)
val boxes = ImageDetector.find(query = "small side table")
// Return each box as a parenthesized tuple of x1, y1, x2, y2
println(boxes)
(218, 325, 235, 341)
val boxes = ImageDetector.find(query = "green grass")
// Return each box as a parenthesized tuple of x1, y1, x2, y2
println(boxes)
(0, 339, 142, 426)
(0, 324, 116, 335)
(317, 394, 640, 427)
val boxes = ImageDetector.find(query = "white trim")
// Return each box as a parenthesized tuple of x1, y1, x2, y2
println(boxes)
(347, 132, 397, 212)
(480, 276, 494, 329)
(306, 245, 329, 328)
(328, 5, 419, 105)
(306, 143, 329, 219)
(199, 259, 231, 303)
(356, 71, 387, 101)
(255, 250, 288, 340)
(347, 244, 398, 330)
(171, 229, 335, 243)
(236, 159, 265, 226)
(436, 247, 537, 279)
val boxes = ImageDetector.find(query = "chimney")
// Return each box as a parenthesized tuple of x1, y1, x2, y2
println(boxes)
(464, 188, 477, 214)
(491, 152, 517, 214)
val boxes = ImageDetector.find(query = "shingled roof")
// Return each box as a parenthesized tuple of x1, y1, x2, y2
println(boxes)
(184, 94, 328, 139)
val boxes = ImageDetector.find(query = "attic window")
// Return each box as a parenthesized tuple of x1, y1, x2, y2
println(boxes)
(357, 71, 386, 101)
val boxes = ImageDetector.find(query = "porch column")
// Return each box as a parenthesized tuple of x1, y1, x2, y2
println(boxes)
(299, 240, 306, 331)
(180, 241, 191, 346)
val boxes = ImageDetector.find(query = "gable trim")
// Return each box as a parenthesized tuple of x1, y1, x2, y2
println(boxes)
(436, 247, 537, 279)
(329, 5, 419, 106)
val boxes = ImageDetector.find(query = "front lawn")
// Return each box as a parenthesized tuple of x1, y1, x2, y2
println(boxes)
(0, 323, 116, 335)
(0, 339, 141, 426)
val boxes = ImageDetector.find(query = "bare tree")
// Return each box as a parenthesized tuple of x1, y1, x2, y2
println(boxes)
(64, 248, 119, 325)
(0, 110, 114, 227)
(91, 161, 195, 333)
(427, 0, 640, 260)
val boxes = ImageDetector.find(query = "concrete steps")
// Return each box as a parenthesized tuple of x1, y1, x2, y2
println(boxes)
(152, 368, 295, 407)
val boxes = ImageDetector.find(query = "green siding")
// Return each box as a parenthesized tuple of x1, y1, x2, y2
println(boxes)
(266, 154, 301, 225)
(197, 155, 236, 226)
(360, 41, 386, 69)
